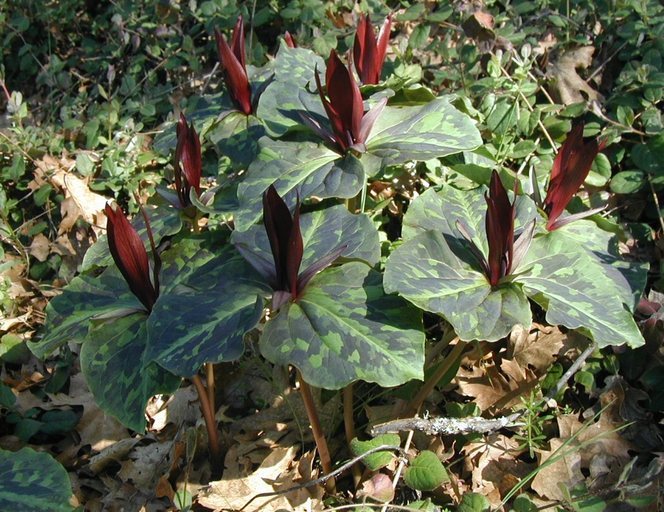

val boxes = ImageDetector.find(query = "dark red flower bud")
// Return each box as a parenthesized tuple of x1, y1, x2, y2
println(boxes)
(353, 13, 392, 85)
(485, 171, 516, 286)
(174, 113, 202, 207)
(263, 185, 303, 297)
(215, 16, 252, 115)
(305, 51, 386, 154)
(283, 31, 297, 48)
(543, 124, 606, 231)
(105, 203, 159, 311)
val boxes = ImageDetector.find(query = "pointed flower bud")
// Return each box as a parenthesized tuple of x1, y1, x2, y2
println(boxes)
(283, 31, 297, 48)
(174, 113, 202, 208)
(304, 50, 386, 154)
(484, 171, 516, 286)
(215, 16, 252, 115)
(353, 13, 392, 85)
(543, 123, 606, 231)
(263, 185, 304, 300)
(261, 186, 346, 309)
(105, 203, 159, 311)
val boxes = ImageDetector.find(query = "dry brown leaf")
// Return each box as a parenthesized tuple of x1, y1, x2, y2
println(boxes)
(33, 155, 108, 235)
(456, 356, 539, 412)
(531, 437, 584, 501)
(28, 233, 51, 262)
(507, 325, 566, 374)
(548, 46, 603, 105)
(463, 434, 532, 505)
(117, 440, 173, 489)
(198, 445, 319, 511)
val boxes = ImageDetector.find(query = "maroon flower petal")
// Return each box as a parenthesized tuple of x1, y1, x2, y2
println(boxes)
(215, 27, 252, 115)
(263, 185, 294, 291)
(325, 50, 363, 146)
(174, 113, 202, 207)
(485, 171, 515, 286)
(283, 31, 297, 48)
(105, 203, 157, 311)
(287, 205, 304, 297)
(230, 15, 246, 69)
(543, 123, 603, 230)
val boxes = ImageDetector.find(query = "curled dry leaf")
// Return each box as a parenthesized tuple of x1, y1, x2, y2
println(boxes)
(548, 46, 604, 105)
(197, 446, 321, 511)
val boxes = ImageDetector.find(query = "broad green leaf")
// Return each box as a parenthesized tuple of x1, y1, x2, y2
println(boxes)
(146, 253, 268, 376)
(30, 268, 142, 359)
(350, 434, 401, 470)
(517, 232, 644, 348)
(384, 231, 532, 341)
(257, 44, 325, 137)
(555, 220, 648, 310)
(207, 111, 267, 169)
(365, 97, 482, 169)
(82, 204, 183, 271)
(234, 138, 364, 230)
(260, 262, 424, 389)
(403, 450, 449, 491)
(457, 492, 491, 512)
(80, 313, 180, 431)
(402, 185, 536, 262)
(232, 204, 380, 281)
(0, 447, 73, 512)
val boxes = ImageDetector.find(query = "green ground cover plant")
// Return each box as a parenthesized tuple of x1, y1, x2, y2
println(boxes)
(0, 0, 662, 510)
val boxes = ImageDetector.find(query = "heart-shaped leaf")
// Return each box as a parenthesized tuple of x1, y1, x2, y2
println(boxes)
(365, 97, 483, 170)
(384, 230, 532, 341)
(260, 262, 424, 389)
(0, 447, 73, 512)
(234, 138, 364, 230)
(517, 232, 644, 348)
(350, 434, 401, 470)
(30, 268, 142, 359)
(80, 312, 180, 431)
(257, 44, 326, 137)
(404, 450, 449, 491)
(146, 251, 269, 376)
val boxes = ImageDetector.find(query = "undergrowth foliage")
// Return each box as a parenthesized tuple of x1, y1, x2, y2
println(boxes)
(1, 0, 662, 509)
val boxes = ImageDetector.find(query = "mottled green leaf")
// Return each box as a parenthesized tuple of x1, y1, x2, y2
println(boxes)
(257, 44, 325, 137)
(554, 220, 647, 310)
(82, 204, 183, 271)
(232, 204, 380, 281)
(365, 97, 482, 169)
(235, 138, 364, 230)
(146, 252, 268, 376)
(207, 111, 266, 169)
(384, 231, 532, 341)
(80, 313, 180, 431)
(0, 447, 73, 512)
(517, 232, 644, 348)
(30, 268, 142, 359)
(404, 450, 449, 491)
(260, 262, 424, 389)
(350, 434, 401, 470)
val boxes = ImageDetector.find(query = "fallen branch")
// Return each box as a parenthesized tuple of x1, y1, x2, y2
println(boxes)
(370, 413, 524, 436)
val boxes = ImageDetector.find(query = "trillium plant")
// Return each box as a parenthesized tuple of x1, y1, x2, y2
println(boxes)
(32, 10, 647, 481)
(215, 16, 253, 115)
(302, 49, 386, 154)
(541, 123, 607, 230)
(353, 13, 392, 85)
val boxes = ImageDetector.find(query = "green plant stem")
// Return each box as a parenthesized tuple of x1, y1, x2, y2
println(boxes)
(206, 362, 215, 416)
(343, 384, 362, 488)
(297, 372, 335, 491)
(192, 374, 221, 471)
(424, 328, 457, 368)
(405, 338, 465, 416)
